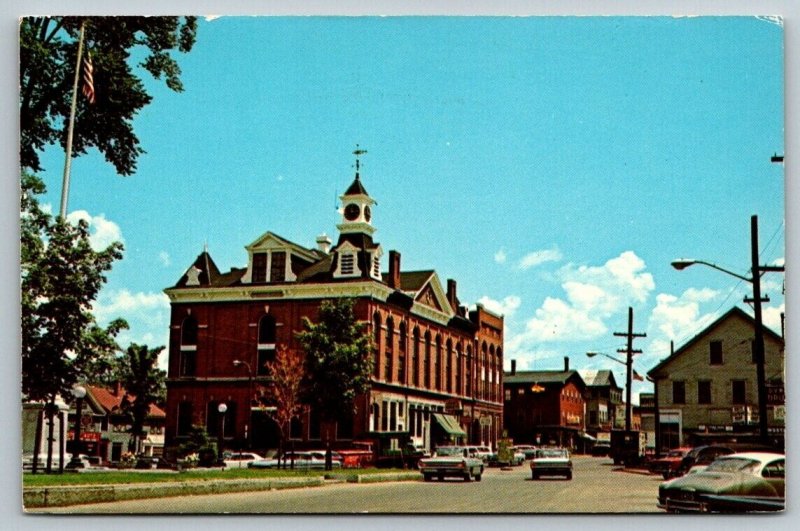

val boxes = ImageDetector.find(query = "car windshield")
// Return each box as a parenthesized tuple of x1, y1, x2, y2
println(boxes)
(436, 447, 464, 456)
(705, 457, 760, 473)
(536, 449, 567, 458)
(667, 449, 685, 457)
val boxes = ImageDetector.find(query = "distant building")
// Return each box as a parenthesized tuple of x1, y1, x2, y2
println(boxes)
(647, 307, 785, 450)
(578, 369, 623, 443)
(163, 158, 504, 456)
(65, 383, 166, 464)
(503, 357, 588, 450)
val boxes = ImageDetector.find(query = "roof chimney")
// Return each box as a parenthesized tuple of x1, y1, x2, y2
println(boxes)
(511, 359, 516, 376)
(114, 381, 122, 397)
(388, 250, 401, 289)
(446, 279, 458, 310)
(564, 356, 570, 372)
(316, 233, 332, 254)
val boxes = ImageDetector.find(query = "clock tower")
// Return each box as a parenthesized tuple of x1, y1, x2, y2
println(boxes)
(332, 146, 382, 280)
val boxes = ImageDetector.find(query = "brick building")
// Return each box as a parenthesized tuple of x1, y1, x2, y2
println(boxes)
(163, 159, 503, 456)
(647, 306, 785, 450)
(503, 358, 587, 450)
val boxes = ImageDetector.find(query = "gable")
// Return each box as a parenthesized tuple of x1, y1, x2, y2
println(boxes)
(416, 284, 443, 311)
(412, 272, 454, 318)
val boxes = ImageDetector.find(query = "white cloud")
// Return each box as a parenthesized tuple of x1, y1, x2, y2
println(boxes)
(494, 248, 507, 264)
(647, 288, 718, 342)
(159, 251, 171, 267)
(477, 295, 521, 317)
(762, 303, 785, 335)
(518, 248, 562, 270)
(66, 210, 124, 251)
(503, 251, 657, 362)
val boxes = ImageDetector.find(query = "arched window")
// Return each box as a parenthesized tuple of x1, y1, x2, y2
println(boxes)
(455, 343, 463, 396)
(465, 345, 472, 396)
(481, 342, 489, 399)
(412, 327, 420, 387)
(434, 334, 442, 390)
(423, 331, 432, 389)
(398, 322, 407, 384)
(489, 345, 496, 401)
(373, 313, 382, 379)
(257, 315, 277, 376)
(385, 317, 394, 381)
(445, 339, 453, 393)
(179, 316, 198, 376)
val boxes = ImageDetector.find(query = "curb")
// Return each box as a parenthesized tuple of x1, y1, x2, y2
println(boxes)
(24, 476, 326, 509)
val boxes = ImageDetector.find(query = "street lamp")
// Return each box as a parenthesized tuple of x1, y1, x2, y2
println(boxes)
(66, 385, 86, 470)
(672, 215, 785, 446)
(217, 402, 227, 466)
(233, 359, 253, 449)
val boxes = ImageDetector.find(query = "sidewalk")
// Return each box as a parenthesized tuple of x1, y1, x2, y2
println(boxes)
(24, 471, 420, 509)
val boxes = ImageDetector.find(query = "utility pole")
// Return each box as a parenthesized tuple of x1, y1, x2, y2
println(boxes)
(614, 307, 646, 433)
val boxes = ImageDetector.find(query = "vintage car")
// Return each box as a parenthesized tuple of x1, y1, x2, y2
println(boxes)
(648, 447, 693, 479)
(418, 446, 484, 482)
(590, 443, 611, 457)
(513, 445, 538, 459)
(530, 447, 573, 480)
(223, 451, 265, 469)
(247, 451, 342, 470)
(673, 443, 775, 477)
(658, 452, 785, 513)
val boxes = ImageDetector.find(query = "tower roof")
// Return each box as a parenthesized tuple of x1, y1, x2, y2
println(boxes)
(344, 174, 369, 196)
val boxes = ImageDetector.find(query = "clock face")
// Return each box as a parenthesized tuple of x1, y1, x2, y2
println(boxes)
(344, 203, 360, 221)
(364, 205, 372, 222)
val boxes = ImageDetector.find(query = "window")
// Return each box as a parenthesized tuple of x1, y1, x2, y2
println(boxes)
(381, 401, 389, 431)
(252, 252, 267, 283)
(465, 346, 472, 396)
(504, 389, 511, 401)
(732, 380, 746, 404)
(434, 335, 442, 390)
(412, 328, 420, 387)
(397, 322, 406, 384)
(710, 340, 723, 365)
(445, 340, 453, 393)
(762, 459, 785, 479)
(289, 416, 303, 439)
(179, 317, 198, 376)
(424, 333, 431, 388)
(257, 315, 277, 376)
(270, 251, 286, 282)
(373, 313, 382, 379)
(372, 255, 381, 279)
(672, 381, 686, 404)
(455, 345, 463, 395)
(385, 318, 394, 381)
(589, 411, 598, 425)
(698, 381, 712, 404)
(176, 401, 193, 437)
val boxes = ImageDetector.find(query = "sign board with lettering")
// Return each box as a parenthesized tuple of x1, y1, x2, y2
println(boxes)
(767, 385, 785, 405)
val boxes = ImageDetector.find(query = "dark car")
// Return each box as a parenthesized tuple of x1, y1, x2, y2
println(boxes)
(591, 443, 611, 457)
(674, 443, 776, 477)
(658, 452, 785, 513)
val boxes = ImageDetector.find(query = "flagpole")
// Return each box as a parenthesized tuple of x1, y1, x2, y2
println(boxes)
(59, 19, 86, 220)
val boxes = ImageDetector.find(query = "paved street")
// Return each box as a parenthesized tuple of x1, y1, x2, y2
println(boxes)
(33, 456, 664, 514)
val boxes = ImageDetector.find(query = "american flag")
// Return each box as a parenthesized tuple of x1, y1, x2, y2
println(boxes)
(82, 52, 95, 104)
(632, 370, 644, 382)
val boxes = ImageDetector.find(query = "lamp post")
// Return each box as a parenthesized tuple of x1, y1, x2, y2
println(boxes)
(217, 402, 227, 466)
(66, 385, 86, 470)
(233, 359, 253, 449)
(672, 215, 785, 446)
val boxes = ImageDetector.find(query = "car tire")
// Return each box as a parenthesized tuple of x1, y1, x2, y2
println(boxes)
(438, 474, 444, 482)
(423, 473, 432, 482)
(565, 471, 572, 480)
(531, 472, 538, 480)
(475, 471, 482, 482)
(463, 472, 472, 482)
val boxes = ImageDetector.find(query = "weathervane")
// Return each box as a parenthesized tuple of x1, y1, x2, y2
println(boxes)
(353, 144, 367, 177)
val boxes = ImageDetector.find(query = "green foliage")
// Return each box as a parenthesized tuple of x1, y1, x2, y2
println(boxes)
(296, 298, 374, 423)
(20, 16, 197, 175)
(117, 344, 167, 443)
(176, 426, 217, 466)
(21, 173, 127, 403)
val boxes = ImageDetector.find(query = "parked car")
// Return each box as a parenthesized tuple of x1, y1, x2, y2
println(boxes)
(590, 443, 611, 457)
(223, 451, 265, 469)
(418, 446, 484, 482)
(648, 447, 693, 479)
(513, 445, 538, 459)
(658, 452, 785, 512)
(464, 445, 493, 463)
(247, 451, 342, 470)
(674, 443, 777, 477)
(530, 447, 573, 480)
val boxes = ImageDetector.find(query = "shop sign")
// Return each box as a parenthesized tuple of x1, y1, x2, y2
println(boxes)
(479, 416, 492, 427)
(773, 405, 786, 421)
(767, 384, 785, 405)
(444, 399, 462, 414)
(67, 431, 102, 442)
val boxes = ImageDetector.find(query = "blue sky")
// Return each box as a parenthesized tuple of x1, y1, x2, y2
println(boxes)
(32, 16, 784, 402)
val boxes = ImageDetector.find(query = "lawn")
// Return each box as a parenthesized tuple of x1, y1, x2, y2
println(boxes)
(23, 467, 412, 487)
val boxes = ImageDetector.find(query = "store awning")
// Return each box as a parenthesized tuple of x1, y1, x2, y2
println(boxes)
(432, 413, 467, 437)
(579, 431, 597, 441)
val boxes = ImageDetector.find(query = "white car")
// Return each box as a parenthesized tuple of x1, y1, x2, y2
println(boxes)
(223, 452, 265, 469)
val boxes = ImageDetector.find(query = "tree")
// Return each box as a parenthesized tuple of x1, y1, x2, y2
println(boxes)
(20, 16, 197, 175)
(21, 173, 125, 404)
(267, 345, 305, 468)
(116, 344, 167, 454)
(21, 172, 126, 472)
(296, 298, 373, 468)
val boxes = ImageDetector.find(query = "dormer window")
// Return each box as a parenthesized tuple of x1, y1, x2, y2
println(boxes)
(333, 244, 362, 279)
(252, 253, 267, 283)
(270, 251, 286, 282)
(371, 255, 381, 279)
